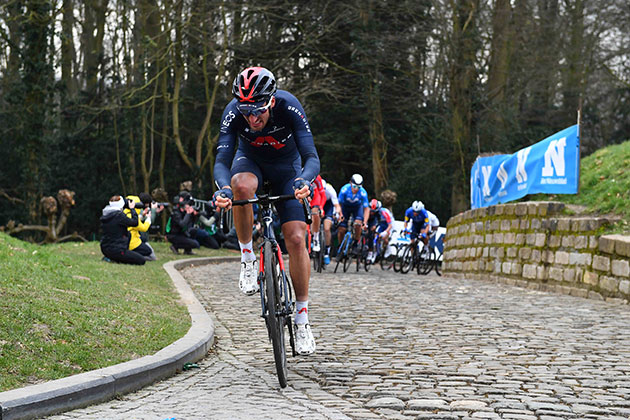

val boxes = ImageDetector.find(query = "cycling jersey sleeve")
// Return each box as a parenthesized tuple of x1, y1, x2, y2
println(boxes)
(338, 185, 349, 204)
(380, 208, 392, 225)
(285, 94, 320, 182)
(404, 207, 413, 222)
(360, 188, 369, 208)
(214, 104, 239, 189)
(325, 183, 339, 205)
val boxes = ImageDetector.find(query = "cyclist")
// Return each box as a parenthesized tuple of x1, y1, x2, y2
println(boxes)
(213, 67, 319, 355)
(321, 178, 342, 265)
(337, 174, 370, 254)
(309, 175, 326, 253)
(366, 199, 393, 262)
(403, 200, 430, 248)
(426, 209, 440, 238)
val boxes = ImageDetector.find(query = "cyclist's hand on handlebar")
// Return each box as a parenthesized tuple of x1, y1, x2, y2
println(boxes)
(292, 178, 312, 201)
(213, 187, 233, 210)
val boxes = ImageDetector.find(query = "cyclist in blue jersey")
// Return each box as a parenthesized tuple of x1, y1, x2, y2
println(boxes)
(403, 200, 430, 247)
(366, 199, 393, 262)
(213, 67, 318, 355)
(337, 174, 370, 252)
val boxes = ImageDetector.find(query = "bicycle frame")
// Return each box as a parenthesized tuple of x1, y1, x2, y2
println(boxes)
(257, 204, 292, 320)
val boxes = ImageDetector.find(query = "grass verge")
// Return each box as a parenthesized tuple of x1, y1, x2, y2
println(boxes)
(0, 233, 237, 392)
(531, 139, 630, 233)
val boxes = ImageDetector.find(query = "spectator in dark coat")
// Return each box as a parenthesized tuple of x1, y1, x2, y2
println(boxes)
(166, 192, 200, 254)
(100, 195, 146, 265)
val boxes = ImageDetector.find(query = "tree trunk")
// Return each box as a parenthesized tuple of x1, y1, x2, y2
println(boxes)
(23, 0, 53, 222)
(448, 0, 480, 215)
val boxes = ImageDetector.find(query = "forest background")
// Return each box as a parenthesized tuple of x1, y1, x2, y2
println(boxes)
(0, 0, 629, 240)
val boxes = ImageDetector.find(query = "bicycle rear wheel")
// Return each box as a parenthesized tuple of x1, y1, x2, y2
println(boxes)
(264, 241, 288, 388)
(380, 245, 395, 270)
(416, 248, 433, 275)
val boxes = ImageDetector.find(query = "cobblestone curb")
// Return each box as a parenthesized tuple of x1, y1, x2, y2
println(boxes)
(0, 256, 236, 420)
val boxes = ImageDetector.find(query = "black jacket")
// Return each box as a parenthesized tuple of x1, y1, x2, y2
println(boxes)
(168, 206, 194, 236)
(100, 204, 139, 253)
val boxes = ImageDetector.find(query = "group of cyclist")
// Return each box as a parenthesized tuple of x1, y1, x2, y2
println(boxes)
(211, 65, 439, 358)
(309, 173, 440, 267)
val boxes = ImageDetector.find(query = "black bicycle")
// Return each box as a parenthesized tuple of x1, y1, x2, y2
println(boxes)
(230, 190, 311, 388)
(311, 228, 325, 273)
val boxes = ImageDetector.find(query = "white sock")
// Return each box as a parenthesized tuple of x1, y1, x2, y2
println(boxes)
(295, 300, 309, 325)
(239, 240, 256, 263)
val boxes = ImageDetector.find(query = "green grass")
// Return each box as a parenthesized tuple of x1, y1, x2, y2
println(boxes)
(0, 233, 237, 391)
(530, 140, 630, 233)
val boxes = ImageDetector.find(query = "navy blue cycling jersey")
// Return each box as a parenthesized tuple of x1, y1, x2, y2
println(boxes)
(213, 90, 320, 189)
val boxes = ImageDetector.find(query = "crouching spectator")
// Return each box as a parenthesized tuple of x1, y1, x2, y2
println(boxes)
(125, 194, 158, 261)
(100, 196, 146, 265)
(166, 192, 200, 255)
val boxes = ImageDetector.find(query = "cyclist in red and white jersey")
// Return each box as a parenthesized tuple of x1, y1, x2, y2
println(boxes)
(309, 175, 326, 253)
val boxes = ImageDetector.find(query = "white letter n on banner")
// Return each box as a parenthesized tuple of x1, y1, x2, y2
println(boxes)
(516, 147, 531, 183)
(482, 166, 492, 196)
(542, 137, 566, 177)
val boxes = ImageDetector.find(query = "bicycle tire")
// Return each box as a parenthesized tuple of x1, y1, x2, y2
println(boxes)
(343, 252, 352, 272)
(264, 241, 288, 388)
(313, 250, 321, 272)
(393, 245, 405, 272)
(400, 245, 414, 274)
(318, 231, 325, 272)
(380, 244, 395, 270)
(416, 248, 432, 275)
(435, 255, 442, 276)
(334, 234, 348, 273)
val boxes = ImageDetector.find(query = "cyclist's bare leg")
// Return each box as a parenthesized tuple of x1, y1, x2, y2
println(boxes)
(352, 220, 362, 242)
(311, 207, 321, 233)
(282, 220, 310, 301)
(323, 218, 333, 248)
(337, 225, 347, 245)
(231, 172, 258, 244)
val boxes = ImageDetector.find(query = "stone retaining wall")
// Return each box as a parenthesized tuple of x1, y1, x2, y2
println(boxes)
(443, 201, 630, 304)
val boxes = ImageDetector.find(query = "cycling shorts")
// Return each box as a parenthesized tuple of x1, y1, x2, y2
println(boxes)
(323, 199, 334, 220)
(376, 222, 389, 234)
(339, 204, 364, 229)
(230, 151, 305, 224)
(410, 221, 427, 238)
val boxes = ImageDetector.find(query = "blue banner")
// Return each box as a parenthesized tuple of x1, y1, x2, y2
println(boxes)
(470, 125, 580, 209)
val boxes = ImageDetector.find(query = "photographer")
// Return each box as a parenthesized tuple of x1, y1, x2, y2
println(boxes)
(100, 195, 146, 265)
(194, 198, 225, 249)
(125, 194, 158, 261)
(166, 192, 200, 254)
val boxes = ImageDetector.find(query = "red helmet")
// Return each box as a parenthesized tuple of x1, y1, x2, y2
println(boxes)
(232, 67, 277, 103)
(370, 199, 381, 211)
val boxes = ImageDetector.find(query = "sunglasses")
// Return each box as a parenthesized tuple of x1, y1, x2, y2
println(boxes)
(237, 98, 273, 117)
(350, 183, 360, 189)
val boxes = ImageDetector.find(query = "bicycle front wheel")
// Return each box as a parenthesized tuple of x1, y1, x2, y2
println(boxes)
(400, 245, 414, 274)
(264, 241, 288, 388)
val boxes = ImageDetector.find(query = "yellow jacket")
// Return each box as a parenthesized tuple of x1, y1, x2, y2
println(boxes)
(124, 195, 151, 250)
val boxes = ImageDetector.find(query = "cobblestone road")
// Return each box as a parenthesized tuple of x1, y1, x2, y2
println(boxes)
(47, 261, 630, 420)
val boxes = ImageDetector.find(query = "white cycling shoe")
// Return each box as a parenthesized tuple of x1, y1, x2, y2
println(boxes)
(294, 323, 316, 355)
(312, 237, 321, 252)
(239, 260, 259, 295)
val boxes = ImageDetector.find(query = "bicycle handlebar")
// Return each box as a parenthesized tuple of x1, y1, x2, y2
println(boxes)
(219, 194, 312, 230)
